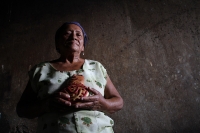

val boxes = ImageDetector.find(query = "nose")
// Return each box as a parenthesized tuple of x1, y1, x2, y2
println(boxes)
(69, 32, 77, 40)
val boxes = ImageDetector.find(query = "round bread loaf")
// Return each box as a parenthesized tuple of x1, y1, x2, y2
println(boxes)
(62, 75, 89, 102)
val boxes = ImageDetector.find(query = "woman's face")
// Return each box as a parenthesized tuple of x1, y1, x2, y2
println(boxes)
(57, 24, 84, 55)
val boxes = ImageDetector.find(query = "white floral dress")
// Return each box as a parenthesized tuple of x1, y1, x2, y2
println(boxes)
(29, 59, 114, 133)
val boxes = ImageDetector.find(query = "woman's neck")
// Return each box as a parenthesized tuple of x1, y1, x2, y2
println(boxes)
(59, 53, 81, 63)
(50, 53, 85, 71)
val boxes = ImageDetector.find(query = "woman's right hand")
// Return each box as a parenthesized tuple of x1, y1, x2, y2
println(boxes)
(47, 91, 73, 113)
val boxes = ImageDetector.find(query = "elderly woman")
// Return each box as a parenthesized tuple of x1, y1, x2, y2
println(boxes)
(16, 22, 123, 133)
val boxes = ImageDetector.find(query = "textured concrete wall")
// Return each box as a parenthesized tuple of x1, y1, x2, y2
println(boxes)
(0, 0, 200, 132)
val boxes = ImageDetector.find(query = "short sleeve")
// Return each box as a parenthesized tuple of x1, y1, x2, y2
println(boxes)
(99, 62, 108, 80)
(94, 61, 108, 88)
(27, 64, 42, 93)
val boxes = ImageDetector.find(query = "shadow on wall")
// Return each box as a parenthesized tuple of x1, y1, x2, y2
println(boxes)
(0, 67, 11, 133)
(0, 67, 12, 100)
(0, 112, 10, 133)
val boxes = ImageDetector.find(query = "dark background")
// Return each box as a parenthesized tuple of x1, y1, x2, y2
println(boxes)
(0, 0, 200, 132)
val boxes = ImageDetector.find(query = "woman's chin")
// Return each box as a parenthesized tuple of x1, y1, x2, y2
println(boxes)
(66, 44, 80, 51)
(60, 48, 80, 55)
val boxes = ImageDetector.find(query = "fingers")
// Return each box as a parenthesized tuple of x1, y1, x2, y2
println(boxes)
(81, 95, 98, 102)
(75, 101, 99, 110)
(55, 92, 70, 99)
(74, 94, 102, 110)
(75, 101, 102, 110)
(50, 88, 103, 111)
(82, 88, 103, 102)
(53, 92, 71, 106)
(55, 97, 71, 106)
(47, 92, 73, 113)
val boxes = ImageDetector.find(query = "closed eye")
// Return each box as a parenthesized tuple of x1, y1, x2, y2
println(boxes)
(65, 31, 71, 35)
(77, 33, 82, 36)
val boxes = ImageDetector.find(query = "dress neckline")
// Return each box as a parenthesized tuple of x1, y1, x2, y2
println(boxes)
(48, 59, 87, 72)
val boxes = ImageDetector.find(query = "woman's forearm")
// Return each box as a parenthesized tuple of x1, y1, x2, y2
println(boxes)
(103, 96, 123, 114)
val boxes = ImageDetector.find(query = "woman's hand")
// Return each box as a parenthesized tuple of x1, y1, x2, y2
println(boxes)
(74, 75, 123, 114)
(47, 91, 73, 113)
(74, 87, 107, 111)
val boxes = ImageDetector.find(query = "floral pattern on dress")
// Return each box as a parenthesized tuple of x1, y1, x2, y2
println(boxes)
(29, 60, 114, 133)
(95, 81, 102, 88)
(81, 117, 92, 127)
(58, 117, 70, 129)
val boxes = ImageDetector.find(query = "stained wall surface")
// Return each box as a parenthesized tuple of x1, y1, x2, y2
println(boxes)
(0, 0, 200, 133)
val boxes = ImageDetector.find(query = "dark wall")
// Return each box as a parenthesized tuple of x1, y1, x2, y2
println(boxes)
(0, 0, 200, 132)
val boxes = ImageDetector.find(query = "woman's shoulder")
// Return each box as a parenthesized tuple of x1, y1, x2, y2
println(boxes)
(85, 59, 104, 66)
(84, 59, 107, 72)
(29, 61, 52, 73)
(28, 61, 53, 78)
(84, 59, 108, 79)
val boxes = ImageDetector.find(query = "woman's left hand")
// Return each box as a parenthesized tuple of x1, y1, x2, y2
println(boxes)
(74, 87, 106, 111)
